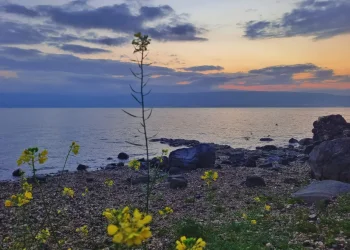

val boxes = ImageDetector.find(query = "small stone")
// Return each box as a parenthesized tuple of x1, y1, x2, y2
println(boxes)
(260, 138, 274, 142)
(107, 157, 113, 160)
(303, 240, 312, 247)
(266, 243, 273, 248)
(118, 152, 129, 160)
(77, 164, 88, 171)
(117, 162, 124, 167)
(12, 168, 24, 177)
(309, 214, 317, 220)
(168, 175, 188, 189)
(214, 164, 222, 169)
(245, 176, 266, 187)
(289, 138, 299, 143)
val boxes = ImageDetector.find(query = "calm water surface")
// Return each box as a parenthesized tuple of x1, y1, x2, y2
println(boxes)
(1, 108, 350, 180)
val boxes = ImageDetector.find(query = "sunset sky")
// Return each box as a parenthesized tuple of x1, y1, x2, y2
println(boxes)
(0, 0, 349, 95)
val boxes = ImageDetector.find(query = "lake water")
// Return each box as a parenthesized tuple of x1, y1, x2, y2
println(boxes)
(1, 108, 350, 180)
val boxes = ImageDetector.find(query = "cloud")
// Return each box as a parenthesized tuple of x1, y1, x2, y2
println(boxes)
(244, 0, 350, 40)
(0, 47, 349, 94)
(82, 36, 129, 46)
(58, 44, 111, 54)
(1, 1, 207, 42)
(1, 4, 39, 17)
(0, 21, 46, 44)
(181, 65, 224, 72)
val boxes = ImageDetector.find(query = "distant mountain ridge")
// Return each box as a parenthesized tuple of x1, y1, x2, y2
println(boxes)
(1, 91, 350, 107)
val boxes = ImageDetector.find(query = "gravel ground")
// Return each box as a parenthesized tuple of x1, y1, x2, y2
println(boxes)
(0, 161, 312, 250)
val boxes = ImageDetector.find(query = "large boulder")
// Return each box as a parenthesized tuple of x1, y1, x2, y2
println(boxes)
(312, 114, 350, 142)
(308, 138, 350, 183)
(292, 180, 350, 203)
(169, 143, 216, 171)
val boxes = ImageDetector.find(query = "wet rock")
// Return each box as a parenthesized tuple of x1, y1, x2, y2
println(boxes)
(117, 162, 124, 167)
(229, 150, 245, 165)
(150, 138, 200, 147)
(107, 157, 113, 160)
(312, 114, 350, 142)
(245, 176, 266, 187)
(308, 138, 350, 182)
(256, 145, 278, 151)
(256, 159, 273, 168)
(77, 164, 88, 171)
(169, 143, 216, 171)
(168, 167, 182, 175)
(299, 138, 313, 146)
(221, 160, 232, 165)
(289, 138, 299, 144)
(260, 138, 274, 142)
(118, 152, 129, 160)
(292, 180, 350, 203)
(105, 163, 118, 170)
(12, 168, 24, 177)
(151, 156, 169, 169)
(245, 156, 257, 168)
(168, 175, 188, 189)
(28, 174, 47, 183)
(304, 144, 315, 155)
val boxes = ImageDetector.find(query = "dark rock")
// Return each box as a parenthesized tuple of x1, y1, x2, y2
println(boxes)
(151, 156, 169, 169)
(168, 175, 188, 189)
(289, 138, 299, 144)
(221, 160, 232, 165)
(12, 168, 24, 177)
(245, 156, 259, 168)
(105, 163, 117, 170)
(304, 144, 315, 155)
(150, 138, 200, 147)
(312, 114, 350, 142)
(297, 154, 309, 162)
(107, 157, 113, 160)
(127, 176, 149, 185)
(77, 164, 88, 171)
(169, 143, 216, 171)
(214, 164, 222, 169)
(168, 167, 182, 175)
(292, 180, 350, 203)
(245, 176, 266, 187)
(229, 151, 245, 165)
(256, 159, 273, 168)
(299, 138, 313, 146)
(284, 178, 300, 184)
(256, 145, 278, 151)
(260, 138, 274, 142)
(86, 177, 94, 182)
(138, 158, 146, 162)
(117, 162, 124, 167)
(118, 152, 129, 160)
(308, 138, 350, 182)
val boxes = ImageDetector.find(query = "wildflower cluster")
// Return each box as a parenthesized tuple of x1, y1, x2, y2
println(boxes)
(201, 170, 218, 186)
(104, 206, 152, 246)
(158, 206, 173, 216)
(76, 225, 89, 237)
(17, 148, 48, 166)
(176, 236, 206, 250)
(70, 141, 80, 155)
(82, 188, 89, 197)
(104, 179, 114, 187)
(62, 187, 74, 198)
(241, 197, 272, 225)
(128, 159, 141, 171)
(4, 180, 33, 207)
(35, 228, 50, 243)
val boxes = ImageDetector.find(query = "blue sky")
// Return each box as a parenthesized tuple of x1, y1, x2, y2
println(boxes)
(0, 0, 349, 96)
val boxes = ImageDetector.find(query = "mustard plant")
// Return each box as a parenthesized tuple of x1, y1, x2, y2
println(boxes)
(175, 236, 206, 250)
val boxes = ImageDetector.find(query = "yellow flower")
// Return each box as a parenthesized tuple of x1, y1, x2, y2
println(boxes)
(242, 213, 247, 219)
(254, 197, 261, 202)
(5, 200, 12, 207)
(251, 220, 257, 225)
(104, 207, 152, 247)
(105, 179, 114, 187)
(175, 236, 206, 250)
(265, 204, 271, 211)
(62, 187, 74, 198)
(76, 225, 88, 236)
(159, 206, 174, 216)
(162, 149, 169, 155)
(201, 170, 219, 186)
(36, 228, 50, 243)
(57, 210, 62, 214)
(38, 150, 48, 164)
(24, 191, 33, 200)
(71, 142, 80, 155)
(128, 159, 141, 171)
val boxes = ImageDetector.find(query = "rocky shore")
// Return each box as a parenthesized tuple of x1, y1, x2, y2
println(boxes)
(1, 114, 350, 249)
